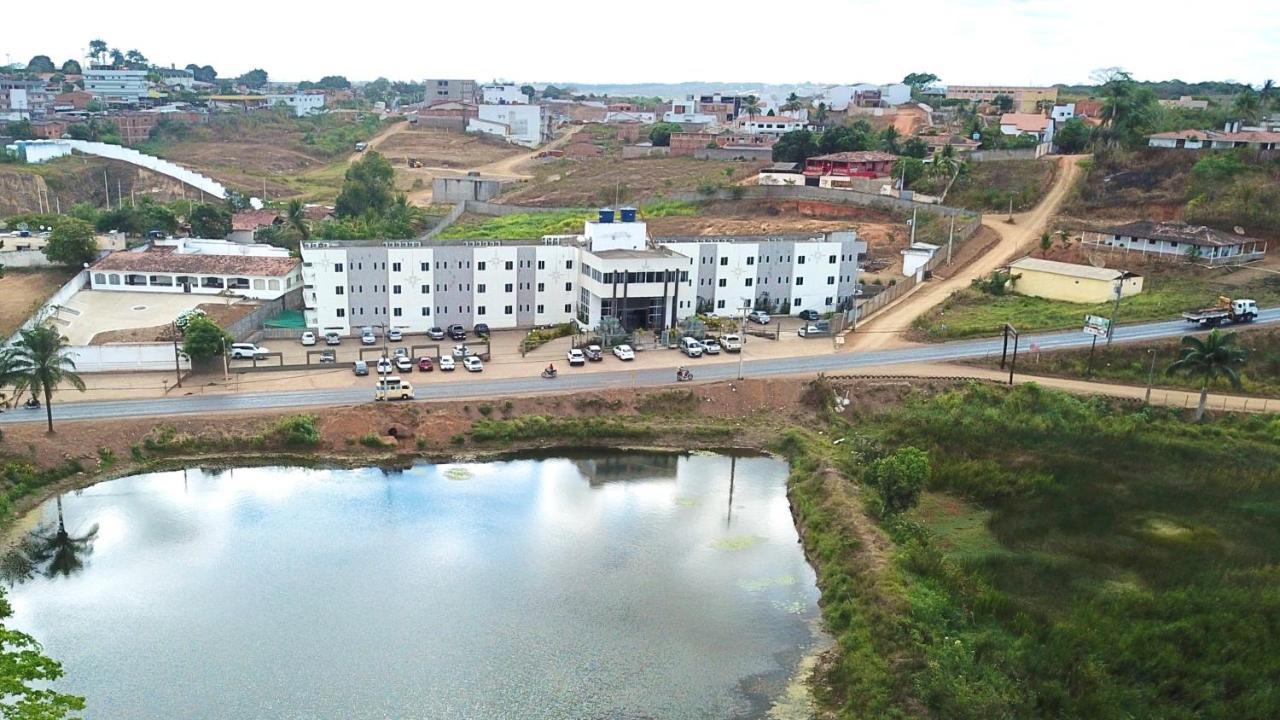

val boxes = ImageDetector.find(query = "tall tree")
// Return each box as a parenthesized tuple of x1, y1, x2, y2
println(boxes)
(124, 49, 148, 69)
(992, 94, 1014, 112)
(236, 68, 268, 88)
(188, 204, 232, 238)
(60, 59, 82, 75)
(741, 95, 761, 116)
(0, 584, 85, 717)
(772, 129, 819, 163)
(286, 198, 310, 241)
(108, 48, 125, 68)
(903, 72, 939, 89)
(26, 56, 56, 73)
(1165, 329, 1247, 421)
(181, 316, 232, 364)
(1054, 117, 1093, 153)
(335, 152, 396, 217)
(9, 325, 87, 433)
(647, 122, 681, 147)
(881, 125, 901, 153)
(1232, 88, 1262, 122)
(43, 219, 98, 268)
(88, 39, 108, 66)
(781, 92, 803, 113)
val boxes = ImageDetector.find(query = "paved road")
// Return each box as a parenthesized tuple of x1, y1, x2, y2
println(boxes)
(2, 310, 1276, 425)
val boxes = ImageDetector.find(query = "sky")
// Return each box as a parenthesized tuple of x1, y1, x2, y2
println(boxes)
(5, 0, 1277, 88)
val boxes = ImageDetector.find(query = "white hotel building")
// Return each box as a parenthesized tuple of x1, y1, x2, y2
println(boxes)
(300, 210, 864, 336)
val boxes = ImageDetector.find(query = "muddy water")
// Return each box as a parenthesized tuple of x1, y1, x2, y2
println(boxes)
(8, 453, 823, 719)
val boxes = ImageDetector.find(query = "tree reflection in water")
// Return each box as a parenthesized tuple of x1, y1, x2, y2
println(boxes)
(2, 495, 98, 585)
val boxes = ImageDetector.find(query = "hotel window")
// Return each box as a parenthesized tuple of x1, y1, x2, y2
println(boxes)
(565, 282, 572, 291)
(565, 260, 574, 269)
(421, 307, 430, 316)
(478, 284, 486, 293)
(718, 279, 727, 287)
(335, 286, 344, 295)
(717, 300, 725, 309)
(393, 285, 402, 294)
(827, 276, 835, 285)
(335, 263, 344, 272)
(537, 304, 544, 313)
(421, 284, 428, 294)
(392, 262, 401, 272)
(796, 277, 804, 285)
(745, 278, 753, 287)
(505, 261, 514, 270)
(420, 262, 428, 271)
(719, 257, 728, 266)
(477, 306, 486, 315)
(504, 283, 513, 292)
(828, 255, 837, 264)
(393, 308, 402, 317)
(504, 305, 513, 314)
(477, 261, 486, 271)
(746, 257, 754, 265)
(825, 297, 833, 306)
(538, 260, 545, 270)
(564, 304, 572, 313)
(798, 256, 806, 264)
(537, 282, 545, 292)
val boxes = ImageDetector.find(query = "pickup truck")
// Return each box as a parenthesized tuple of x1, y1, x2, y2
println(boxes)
(1182, 297, 1258, 327)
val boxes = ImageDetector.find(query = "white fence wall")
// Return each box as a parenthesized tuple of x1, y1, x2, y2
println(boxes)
(65, 343, 190, 373)
(62, 140, 228, 199)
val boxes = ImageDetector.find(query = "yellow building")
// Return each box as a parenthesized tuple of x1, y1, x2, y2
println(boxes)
(1008, 257, 1143, 303)
(944, 85, 1059, 113)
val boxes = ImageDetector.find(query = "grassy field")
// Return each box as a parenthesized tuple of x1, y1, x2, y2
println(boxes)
(435, 200, 700, 240)
(0, 269, 77, 338)
(965, 325, 1280, 398)
(915, 159, 1058, 213)
(785, 381, 1280, 718)
(912, 265, 1280, 341)
(500, 156, 763, 207)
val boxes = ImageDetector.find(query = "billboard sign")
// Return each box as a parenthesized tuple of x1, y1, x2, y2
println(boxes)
(1083, 314, 1110, 337)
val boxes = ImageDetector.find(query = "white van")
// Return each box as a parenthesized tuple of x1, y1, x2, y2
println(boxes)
(374, 376, 415, 401)
(679, 336, 704, 358)
(229, 343, 269, 359)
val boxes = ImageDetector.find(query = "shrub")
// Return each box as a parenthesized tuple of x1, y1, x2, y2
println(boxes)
(358, 433, 391, 448)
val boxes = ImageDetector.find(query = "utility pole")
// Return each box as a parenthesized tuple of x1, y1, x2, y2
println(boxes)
(104, 170, 110, 208)
(737, 298, 749, 380)
(1144, 349, 1158, 404)
(1106, 277, 1123, 346)
(908, 207, 917, 245)
(171, 322, 183, 388)
(947, 214, 955, 264)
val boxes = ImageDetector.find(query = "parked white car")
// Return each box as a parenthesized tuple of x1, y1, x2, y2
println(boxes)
(387, 328, 403, 342)
(361, 327, 377, 345)
(438, 356, 456, 371)
(376, 357, 393, 374)
(612, 344, 635, 361)
(748, 310, 771, 325)
(566, 348, 586, 366)
(300, 332, 316, 346)
(700, 339, 721, 355)
(463, 356, 484, 372)
(395, 355, 414, 372)
(719, 334, 743, 353)
(229, 343, 269, 359)
(452, 344, 472, 358)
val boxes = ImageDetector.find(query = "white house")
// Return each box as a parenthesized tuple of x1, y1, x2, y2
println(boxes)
(266, 92, 326, 116)
(605, 110, 656, 123)
(822, 83, 912, 111)
(468, 104, 546, 147)
(84, 69, 149, 104)
(1081, 221, 1268, 266)
(999, 113, 1055, 144)
(737, 115, 806, 136)
(481, 83, 528, 105)
(1050, 103, 1077, 124)
(89, 238, 301, 300)
(662, 97, 718, 125)
(1147, 128, 1280, 151)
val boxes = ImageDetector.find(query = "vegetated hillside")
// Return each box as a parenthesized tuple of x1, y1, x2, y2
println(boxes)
(0, 155, 188, 216)
(914, 159, 1058, 213)
(499, 157, 764, 207)
(1063, 148, 1280, 239)
(799, 381, 1280, 719)
(139, 109, 390, 200)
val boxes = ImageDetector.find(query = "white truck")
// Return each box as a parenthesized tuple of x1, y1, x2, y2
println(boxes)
(1181, 297, 1258, 327)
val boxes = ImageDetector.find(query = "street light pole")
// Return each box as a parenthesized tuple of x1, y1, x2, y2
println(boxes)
(738, 298, 749, 380)
(1106, 277, 1123, 346)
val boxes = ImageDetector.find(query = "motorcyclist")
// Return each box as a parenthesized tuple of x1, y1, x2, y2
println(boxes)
(544, 363, 557, 377)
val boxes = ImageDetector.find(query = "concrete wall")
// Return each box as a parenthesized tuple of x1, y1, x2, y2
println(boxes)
(0, 249, 54, 268)
(65, 342, 190, 373)
(622, 145, 670, 159)
(4, 270, 88, 347)
(1011, 269, 1144, 304)
(694, 147, 772, 161)
(969, 143, 1050, 162)
(433, 176, 504, 203)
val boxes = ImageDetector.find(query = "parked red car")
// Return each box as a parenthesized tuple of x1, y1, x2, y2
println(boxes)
(417, 356, 434, 372)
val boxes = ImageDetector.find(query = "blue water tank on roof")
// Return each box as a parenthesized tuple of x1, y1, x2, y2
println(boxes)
(620, 207, 637, 223)
(598, 208, 615, 223)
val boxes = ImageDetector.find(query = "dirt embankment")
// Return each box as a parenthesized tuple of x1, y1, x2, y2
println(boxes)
(0, 156, 191, 216)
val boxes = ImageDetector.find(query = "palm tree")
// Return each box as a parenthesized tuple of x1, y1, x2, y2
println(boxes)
(1165, 329, 1248, 421)
(1, 496, 98, 585)
(1233, 89, 1262, 123)
(812, 102, 829, 127)
(881, 126, 901, 153)
(781, 92, 802, 114)
(0, 347, 21, 409)
(741, 95, 761, 116)
(10, 325, 87, 433)
(286, 198, 310, 241)
(1261, 79, 1276, 110)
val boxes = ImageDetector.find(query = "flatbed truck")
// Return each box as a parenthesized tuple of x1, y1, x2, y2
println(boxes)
(1181, 297, 1258, 327)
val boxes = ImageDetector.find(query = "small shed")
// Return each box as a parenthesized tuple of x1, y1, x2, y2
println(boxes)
(1008, 257, 1143, 303)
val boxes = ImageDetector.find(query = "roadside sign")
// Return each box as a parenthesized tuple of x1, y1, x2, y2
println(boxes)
(1083, 315, 1110, 337)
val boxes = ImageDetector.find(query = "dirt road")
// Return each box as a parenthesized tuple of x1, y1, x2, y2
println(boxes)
(849, 154, 1086, 351)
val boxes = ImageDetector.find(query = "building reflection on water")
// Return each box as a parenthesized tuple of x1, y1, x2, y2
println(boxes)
(571, 453, 681, 486)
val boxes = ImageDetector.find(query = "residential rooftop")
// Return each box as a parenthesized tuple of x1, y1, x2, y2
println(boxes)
(807, 151, 898, 163)
(93, 248, 300, 276)
(1009, 256, 1136, 282)
(1098, 220, 1260, 248)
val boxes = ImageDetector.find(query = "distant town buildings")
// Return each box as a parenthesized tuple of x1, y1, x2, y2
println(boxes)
(424, 78, 478, 103)
(999, 113, 1056, 143)
(265, 92, 326, 116)
(821, 83, 912, 110)
(480, 83, 528, 105)
(468, 103, 547, 147)
(83, 68, 150, 104)
(944, 85, 1058, 113)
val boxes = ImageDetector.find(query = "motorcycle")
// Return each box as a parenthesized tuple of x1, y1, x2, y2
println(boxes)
(541, 368, 558, 379)
(23, 397, 41, 410)
(676, 369, 693, 382)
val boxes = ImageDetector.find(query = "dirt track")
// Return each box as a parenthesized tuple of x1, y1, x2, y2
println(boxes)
(849, 155, 1087, 351)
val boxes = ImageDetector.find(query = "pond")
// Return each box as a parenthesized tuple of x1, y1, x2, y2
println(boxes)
(7, 452, 823, 719)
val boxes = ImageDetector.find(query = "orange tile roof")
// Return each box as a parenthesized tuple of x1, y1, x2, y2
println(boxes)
(93, 249, 299, 276)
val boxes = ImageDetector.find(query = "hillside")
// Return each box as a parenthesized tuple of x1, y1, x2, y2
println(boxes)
(0, 155, 190, 216)
(1061, 148, 1280, 239)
